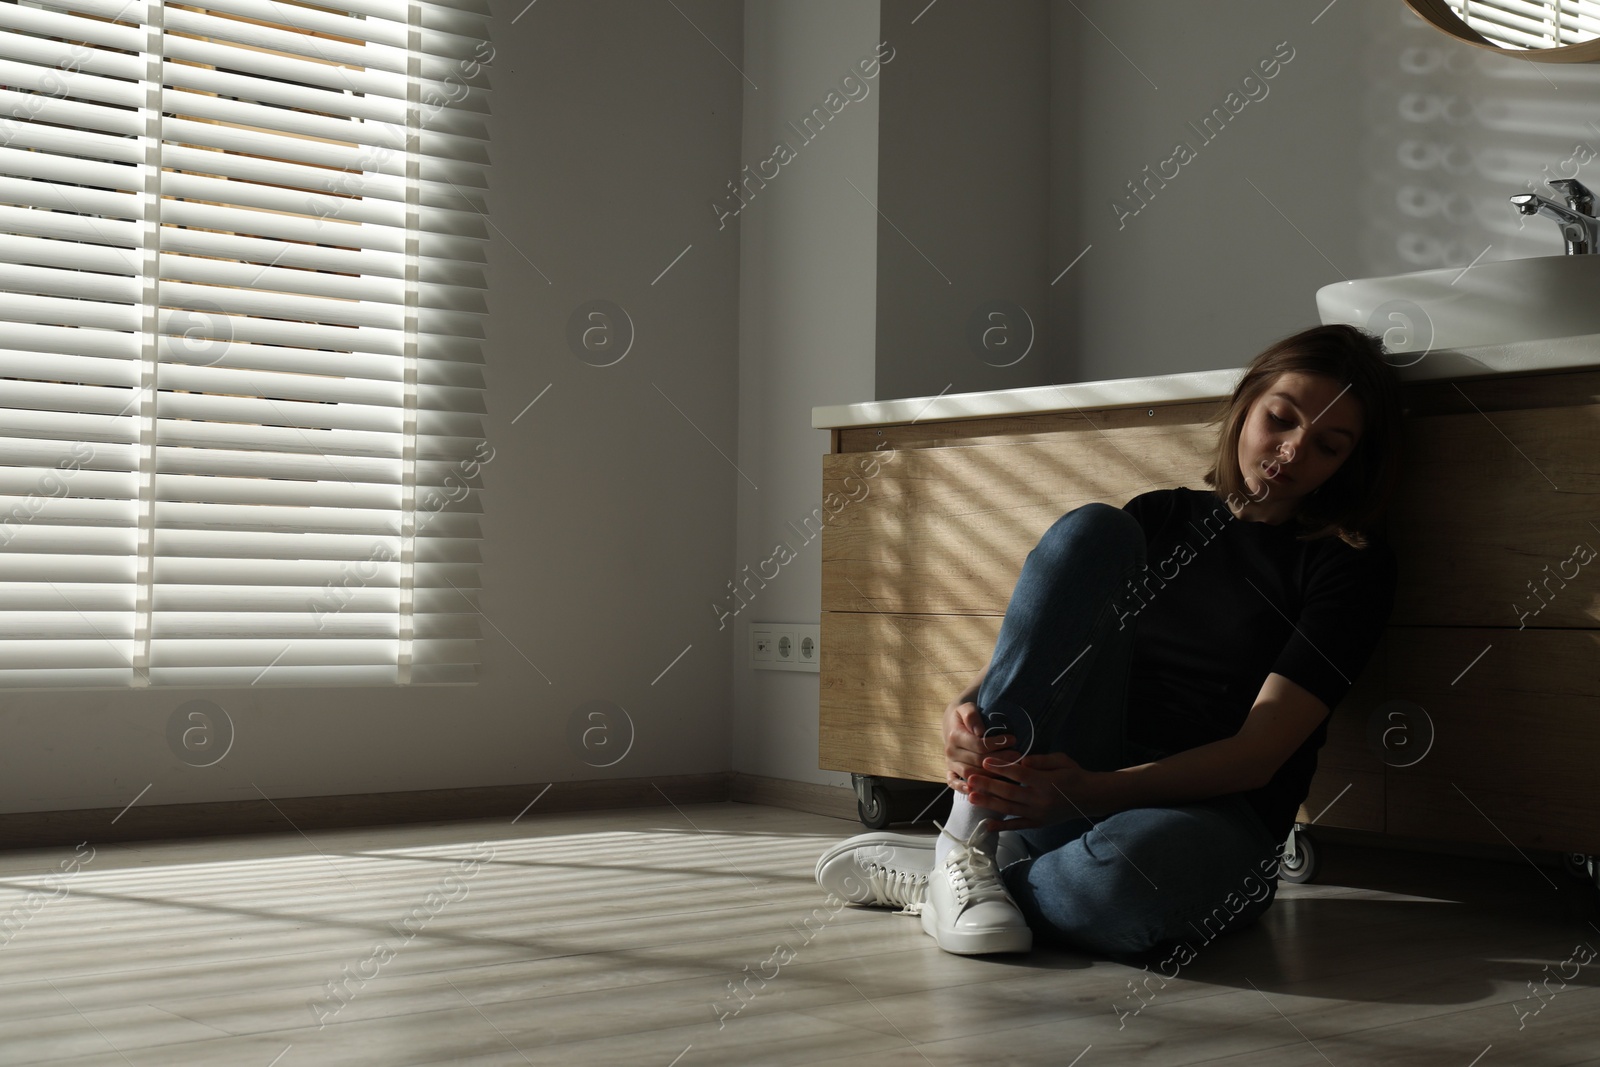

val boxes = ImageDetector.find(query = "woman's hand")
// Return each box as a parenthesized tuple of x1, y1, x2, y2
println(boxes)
(965, 751, 1097, 832)
(943, 697, 1016, 793)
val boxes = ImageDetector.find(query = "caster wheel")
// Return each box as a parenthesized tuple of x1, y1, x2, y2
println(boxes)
(856, 781, 891, 829)
(1562, 852, 1590, 880)
(1279, 828, 1318, 884)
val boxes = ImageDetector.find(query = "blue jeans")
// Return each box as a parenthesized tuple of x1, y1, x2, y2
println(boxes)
(973, 502, 1283, 960)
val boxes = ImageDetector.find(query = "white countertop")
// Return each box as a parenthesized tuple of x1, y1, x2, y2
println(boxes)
(812, 334, 1600, 429)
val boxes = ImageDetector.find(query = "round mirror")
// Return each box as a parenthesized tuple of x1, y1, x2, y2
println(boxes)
(1403, 0, 1600, 61)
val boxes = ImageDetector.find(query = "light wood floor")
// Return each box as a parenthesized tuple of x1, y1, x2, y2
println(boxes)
(1, 801, 1598, 1066)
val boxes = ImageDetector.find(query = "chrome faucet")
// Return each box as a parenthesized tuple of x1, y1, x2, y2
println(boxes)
(1509, 178, 1600, 254)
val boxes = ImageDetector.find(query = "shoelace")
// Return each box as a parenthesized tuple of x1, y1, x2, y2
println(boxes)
(862, 861, 927, 912)
(933, 821, 1009, 908)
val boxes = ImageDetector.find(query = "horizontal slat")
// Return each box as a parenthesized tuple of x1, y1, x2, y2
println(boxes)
(0, 322, 138, 361)
(0, 176, 138, 226)
(153, 447, 397, 483)
(159, 223, 406, 279)
(156, 364, 403, 409)
(191, 0, 411, 50)
(0, 642, 137, 670)
(153, 471, 478, 512)
(146, 643, 476, 668)
(0, 232, 140, 275)
(160, 174, 407, 233)
(0, 260, 140, 304)
(0, 495, 138, 527)
(0, 119, 144, 168)
(142, 664, 471, 687)
(153, 618, 402, 640)
(163, 88, 406, 152)
(0, 585, 134, 611)
(0, 56, 143, 109)
(0, 86, 142, 138)
(162, 201, 407, 254)
(151, 504, 483, 541)
(0, 612, 135, 639)
(161, 60, 405, 124)
(0, 669, 136, 689)
(153, 586, 400, 612)
(150, 588, 480, 614)
(0, 525, 139, 553)
(0, 378, 139, 416)
(160, 280, 404, 331)
(0, 151, 142, 207)
(30, 0, 153, 23)
(0, 27, 143, 85)
(153, 531, 478, 562)
(0, 410, 139, 448)
(0, 467, 135, 500)
(0, 203, 139, 247)
(154, 558, 480, 587)
(165, 8, 412, 76)
(0, 555, 135, 582)
(146, 635, 480, 664)
(151, 612, 480, 639)
(155, 309, 403, 357)
(156, 420, 402, 459)
(0, 291, 138, 332)
(0, 3, 145, 55)
(154, 501, 408, 537)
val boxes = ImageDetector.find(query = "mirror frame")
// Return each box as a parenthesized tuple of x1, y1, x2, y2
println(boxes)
(1403, 0, 1600, 61)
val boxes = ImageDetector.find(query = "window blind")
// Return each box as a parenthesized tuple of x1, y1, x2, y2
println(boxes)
(1450, 0, 1600, 48)
(0, 0, 492, 688)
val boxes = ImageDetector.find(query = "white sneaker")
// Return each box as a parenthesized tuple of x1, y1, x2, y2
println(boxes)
(814, 832, 934, 910)
(921, 825, 1033, 955)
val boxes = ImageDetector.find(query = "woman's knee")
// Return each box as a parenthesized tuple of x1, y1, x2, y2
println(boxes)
(1035, 502, 1143, 567)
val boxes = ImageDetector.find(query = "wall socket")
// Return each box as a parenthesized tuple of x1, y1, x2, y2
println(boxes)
(749, 622, 820, 672)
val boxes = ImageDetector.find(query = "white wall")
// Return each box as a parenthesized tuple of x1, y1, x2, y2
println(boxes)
(0, 0, 748, 815)
(729, 0, 882, 787)
(1052, 0, 1368, 388)
(1047, 0, 1590, 389)
(873, 0, 1054, 403)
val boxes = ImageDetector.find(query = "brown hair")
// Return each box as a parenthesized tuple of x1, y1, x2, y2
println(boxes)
(1199, 324, 1406, 549)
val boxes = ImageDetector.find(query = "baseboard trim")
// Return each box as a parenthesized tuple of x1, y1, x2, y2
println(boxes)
(0, 771, 867, 852)
(729, 772, 858, 822)
(0, 772, 731, 853)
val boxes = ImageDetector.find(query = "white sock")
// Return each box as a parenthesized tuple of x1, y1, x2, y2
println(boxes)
(937, 792, 1002, 867)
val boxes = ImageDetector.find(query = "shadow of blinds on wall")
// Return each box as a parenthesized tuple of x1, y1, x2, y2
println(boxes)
(0, 0, 493, 688)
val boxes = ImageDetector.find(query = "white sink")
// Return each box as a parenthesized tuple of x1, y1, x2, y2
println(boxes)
(1316, 255, 1600, 355)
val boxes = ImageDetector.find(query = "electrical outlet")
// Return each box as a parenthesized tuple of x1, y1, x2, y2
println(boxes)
(750, 627, 776, 663)
(749, 622, 820, 672)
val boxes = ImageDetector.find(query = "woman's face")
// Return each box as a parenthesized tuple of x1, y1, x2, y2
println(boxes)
(1237, 371, 1363, 508)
